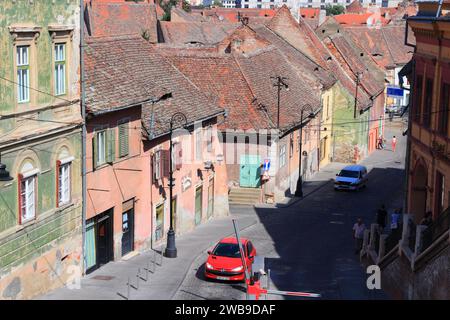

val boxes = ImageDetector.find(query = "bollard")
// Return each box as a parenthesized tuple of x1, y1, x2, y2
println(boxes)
(136, 269, 140, 290)
(127, 277, 130, 298)
(267, 269, 271, 300)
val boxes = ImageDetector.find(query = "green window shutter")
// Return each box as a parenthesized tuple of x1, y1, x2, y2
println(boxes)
(119, 122, 129, 157)
(93, 134, 98, 169)
(107, 128, 115, 163)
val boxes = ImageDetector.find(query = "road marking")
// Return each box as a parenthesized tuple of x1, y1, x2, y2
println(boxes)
(329, 221, 344, 224)
(332, 213, 345, 216)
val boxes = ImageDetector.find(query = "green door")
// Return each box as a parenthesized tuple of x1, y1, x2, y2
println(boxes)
(239, 155, 261, 188)
(85, 220, 96, 272)
(195, 186, 202, 225)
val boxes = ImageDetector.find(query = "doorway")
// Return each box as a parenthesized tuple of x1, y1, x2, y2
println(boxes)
(239, 155, 261, 188)
(121, 208, 134, 257)
(195, 185, 203, 225)
(85, 209, 114, 274)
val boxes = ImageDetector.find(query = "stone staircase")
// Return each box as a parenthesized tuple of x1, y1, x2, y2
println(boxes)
(228, 187, 262, 205)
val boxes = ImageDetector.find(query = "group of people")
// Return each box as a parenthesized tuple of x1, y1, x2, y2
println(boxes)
(352, 205, 403, 254)
(377, 135, 397, 152)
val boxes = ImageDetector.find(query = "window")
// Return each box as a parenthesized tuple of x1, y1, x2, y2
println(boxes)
(435, 171, 445, 215)
(118, 120, 129, 158)
(153, 150, 162, 181)
(95, 130, 107, 167)
(423, 78, 433, 128)
(17, 46, 30, 103)
(206, 126, 213, 153)
(257, 4, 262, 8)
(279, 145, 286, 168)
(414, 75, 423, 123)
(155, 203, 164, 241)
(289, 133, 294, 158)
(173, 142, 182, 171)
(18, 161, 39, 224)
(57, 162, 71, 206)
(54, 43, 66, 96)
(439, 83, 449, 136)
(207, 178, 214, 218)
(196, 129, 202, 162)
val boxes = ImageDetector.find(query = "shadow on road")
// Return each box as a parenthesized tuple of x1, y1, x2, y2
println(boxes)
(254, 166, 404, 299)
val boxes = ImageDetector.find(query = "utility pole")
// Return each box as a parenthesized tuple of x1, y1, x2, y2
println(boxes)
(271, 76, 289, 129)
(294, 105, 315, 198)
(354, 72, 362, 119)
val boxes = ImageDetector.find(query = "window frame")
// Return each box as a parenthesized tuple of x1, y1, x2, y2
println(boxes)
(16, 45, 30, 103)
(18, 173, 37, 224)
(279, 144, 287, 168)
(54, 42, 67, 96)
(57, 158, 73, 207)
(118, 119, 130, 158)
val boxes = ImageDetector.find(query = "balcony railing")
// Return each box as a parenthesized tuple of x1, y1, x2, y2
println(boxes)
(422, 207, 450, 251)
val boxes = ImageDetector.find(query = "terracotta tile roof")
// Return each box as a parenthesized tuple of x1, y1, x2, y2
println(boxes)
(84, 36, 223, 137)
(299, 8, 320, 19)
(328, 33, 385, 97)
(159, 21, 239, 45)
(345, 25, 414, 68)
(85, 1, 158, 42)
(171, 7, 206, 22)
(266, 5, 327, 68)
(194, 8, 276, 23)
(333, 13, 390, 26)
(346, 0, 366, 14)
(161, 49, 272, 131)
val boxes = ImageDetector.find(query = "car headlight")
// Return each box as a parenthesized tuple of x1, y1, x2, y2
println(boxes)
(206, 263, 213, 270)
(231, 266, 244, 272)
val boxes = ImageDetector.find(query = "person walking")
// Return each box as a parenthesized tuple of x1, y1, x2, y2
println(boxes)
(377, 135, 384, 149)
(391, 136, 397, 152)
(390, 208, 402, 234)
(376, 204, 388, 233)
(353, 218, 366, 254)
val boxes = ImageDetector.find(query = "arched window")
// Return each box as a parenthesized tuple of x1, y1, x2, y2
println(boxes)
(18, 159, 39, 224)
(56, 147, 74, 207)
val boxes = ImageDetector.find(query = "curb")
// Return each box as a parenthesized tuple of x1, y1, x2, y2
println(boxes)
(254, 178, 334, 210)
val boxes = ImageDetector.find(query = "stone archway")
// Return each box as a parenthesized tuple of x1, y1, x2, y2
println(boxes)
(411, 160, 428, 224)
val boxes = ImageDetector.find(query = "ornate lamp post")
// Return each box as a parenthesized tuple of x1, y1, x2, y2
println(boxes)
(0, 153, 13, 182)
(165, 112, 187, 258)
(294, 104, 315, 198)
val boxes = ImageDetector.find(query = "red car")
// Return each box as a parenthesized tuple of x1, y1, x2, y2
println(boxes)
(204, 237, 256, 282)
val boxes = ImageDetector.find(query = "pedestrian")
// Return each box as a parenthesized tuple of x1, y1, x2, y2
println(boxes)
(353, 218, 366, 254)
(390, 208, 402, 233)
(391, 136, 397, 152)
(376, 204, 388, 232)
(377, 136, 384, 149)
(420, 211, 433, 227)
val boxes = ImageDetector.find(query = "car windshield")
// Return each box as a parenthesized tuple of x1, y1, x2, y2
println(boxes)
(212, 243, 243, 258)
(338, 170, 360, 178)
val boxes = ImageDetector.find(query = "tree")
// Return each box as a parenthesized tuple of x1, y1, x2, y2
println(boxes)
(158, 0, 191, 21)
(325, 4, 345, 16)
(212, 0, 224, 7)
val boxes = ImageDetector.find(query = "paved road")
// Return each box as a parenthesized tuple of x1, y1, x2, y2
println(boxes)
(174, 120, 406, 300)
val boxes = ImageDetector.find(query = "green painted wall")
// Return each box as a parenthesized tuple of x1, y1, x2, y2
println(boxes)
(331, 84, 369, 163)
(0, 0, 79, 128)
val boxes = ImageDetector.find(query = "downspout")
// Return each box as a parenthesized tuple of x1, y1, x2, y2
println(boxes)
(80, 0, 87, 274)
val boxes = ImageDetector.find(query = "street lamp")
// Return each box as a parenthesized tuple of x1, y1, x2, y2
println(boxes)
(165, 112, 188, 258)
(294, 104, 315, 198)
(271, 76, 289, 129)
(0, 153, 13, 182)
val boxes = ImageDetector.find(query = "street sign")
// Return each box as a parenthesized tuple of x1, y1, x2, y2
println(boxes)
(263, 159, 271, 171)
(387, 86, 404, 98)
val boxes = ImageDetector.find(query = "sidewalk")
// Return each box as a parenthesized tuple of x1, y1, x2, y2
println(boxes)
(38, 210, 258, 300)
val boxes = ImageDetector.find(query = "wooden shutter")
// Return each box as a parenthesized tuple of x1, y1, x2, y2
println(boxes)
(119, 122, 129, 158)
(93, 134, 98, 169)
(18, 174, 23, 225)
(107, 128, 115, 163)
(56, 160, 61, 207)
(162, 149, 170, 177)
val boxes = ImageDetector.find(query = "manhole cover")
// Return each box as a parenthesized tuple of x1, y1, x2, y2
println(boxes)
(92, 275, 115, 281)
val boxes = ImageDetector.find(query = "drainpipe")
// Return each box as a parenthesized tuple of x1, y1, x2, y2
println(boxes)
(80, 0, 87, 274)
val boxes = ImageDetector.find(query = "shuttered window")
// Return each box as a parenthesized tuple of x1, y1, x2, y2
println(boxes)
(153, 150, 162, 182)
(118, 120, 129, 158)
(93, 128, 115, 169)
(19, 174, 36, 223)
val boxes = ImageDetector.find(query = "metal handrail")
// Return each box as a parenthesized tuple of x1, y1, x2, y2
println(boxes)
(385, 226, 402, 254)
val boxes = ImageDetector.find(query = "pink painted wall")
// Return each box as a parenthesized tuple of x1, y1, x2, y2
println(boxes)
(86, 106, 152, 258)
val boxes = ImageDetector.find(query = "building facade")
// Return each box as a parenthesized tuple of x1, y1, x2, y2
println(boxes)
(0, 0, 82, 299)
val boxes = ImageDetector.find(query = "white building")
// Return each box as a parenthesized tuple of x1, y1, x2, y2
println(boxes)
(236, 0, 402, 9)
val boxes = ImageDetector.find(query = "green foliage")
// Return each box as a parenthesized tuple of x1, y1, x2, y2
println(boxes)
(213, 0, 224, 7)
(325, 4, 345, 16)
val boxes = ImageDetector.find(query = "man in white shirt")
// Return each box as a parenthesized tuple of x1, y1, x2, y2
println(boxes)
(353, 218, 366, 254)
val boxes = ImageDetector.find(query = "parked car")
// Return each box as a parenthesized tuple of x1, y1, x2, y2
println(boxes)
(334, 165, 368, 191)
(204, 237, 256, 282)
